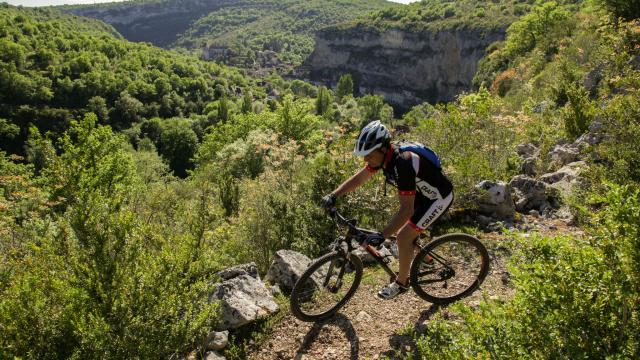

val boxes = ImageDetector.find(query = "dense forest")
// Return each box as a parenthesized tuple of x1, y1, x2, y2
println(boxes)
(1, 0, 640, 359)
(64, 0, 397, 67)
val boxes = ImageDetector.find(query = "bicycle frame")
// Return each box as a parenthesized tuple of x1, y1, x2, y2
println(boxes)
(329, 208, 408, 279)
(328, 208, 455, 281)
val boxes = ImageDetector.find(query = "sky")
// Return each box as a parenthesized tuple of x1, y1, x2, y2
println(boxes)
(6, 0, 419, 7)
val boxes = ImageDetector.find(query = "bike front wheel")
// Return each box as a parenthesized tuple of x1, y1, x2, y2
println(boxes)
(290, 251, 363, 322)
(410, 233, 489, 304)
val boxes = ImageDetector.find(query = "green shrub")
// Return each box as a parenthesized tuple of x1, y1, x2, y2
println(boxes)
(413, 89, 517, 206)
(599, 0, 640, 20)
(0, 115, 222, 358)
(413, 184, 640, 358)
(562, 83, 595, 139)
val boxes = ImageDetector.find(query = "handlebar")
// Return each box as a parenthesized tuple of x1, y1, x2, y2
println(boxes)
(327, 207, 401, 243)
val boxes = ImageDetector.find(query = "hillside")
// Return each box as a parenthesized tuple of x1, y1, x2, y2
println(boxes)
(2, 1, 640, 359)
(0, 4, 258, 169)
(63, 0, 398, 68)
(302, 0, 584, 110)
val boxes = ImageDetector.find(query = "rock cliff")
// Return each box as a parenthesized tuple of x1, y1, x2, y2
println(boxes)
(303, 25, 505, 111)
(66, 0, 237, 47)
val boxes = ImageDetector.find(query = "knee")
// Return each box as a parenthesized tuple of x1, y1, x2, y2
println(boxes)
(397, 223, 420, 247)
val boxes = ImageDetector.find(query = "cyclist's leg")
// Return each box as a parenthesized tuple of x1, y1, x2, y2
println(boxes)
(395, 222, 421, 286)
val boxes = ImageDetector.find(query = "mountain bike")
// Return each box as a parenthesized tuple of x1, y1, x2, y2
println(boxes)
(290, 208, 490, 322)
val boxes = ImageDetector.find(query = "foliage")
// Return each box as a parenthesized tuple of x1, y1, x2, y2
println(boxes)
(599, 0, 640, 20)
(0, 5, 250, 155)
(474, 1, 577, 89)
(411, 89, 518, 206)
(336, 73, 354, 103)
(413, 184, 640, 359)
(340, 0, 533, 34)
(0, 115, 224, 358)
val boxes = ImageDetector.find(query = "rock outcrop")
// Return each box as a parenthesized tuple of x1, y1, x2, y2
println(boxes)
(209, 263, 279, 330)
(509, 175, 559, 213)
(474, 180, 516, 219)
(303, 25, 505, 111)
(264, 250, 313, 293)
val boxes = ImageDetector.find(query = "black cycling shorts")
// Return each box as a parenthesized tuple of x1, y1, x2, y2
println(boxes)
(408, 192, 454, 232)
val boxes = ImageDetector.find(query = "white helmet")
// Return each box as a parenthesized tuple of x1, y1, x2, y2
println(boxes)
(353, 120, 391, 156)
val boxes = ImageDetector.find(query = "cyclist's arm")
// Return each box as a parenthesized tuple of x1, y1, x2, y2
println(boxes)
(382, 153, 416, 238)
(382, 193, 414, 238)
(332, 166, 376, 198)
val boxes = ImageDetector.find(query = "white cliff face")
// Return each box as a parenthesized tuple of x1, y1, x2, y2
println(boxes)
(304, 26, 505, 109)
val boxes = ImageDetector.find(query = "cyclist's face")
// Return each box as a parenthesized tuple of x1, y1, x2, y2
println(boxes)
(364, 148, 385, 168)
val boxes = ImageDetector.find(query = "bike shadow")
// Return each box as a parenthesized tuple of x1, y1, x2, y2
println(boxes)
(379, 303, 441, 359)
(293, 313, 359, 360)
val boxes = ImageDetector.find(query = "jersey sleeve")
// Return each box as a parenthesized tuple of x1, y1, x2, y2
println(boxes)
(395, 153, 416, 196)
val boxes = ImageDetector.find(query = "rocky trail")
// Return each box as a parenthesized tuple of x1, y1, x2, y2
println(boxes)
(242, 217, 584, 360)
(203, 130, 599, 360)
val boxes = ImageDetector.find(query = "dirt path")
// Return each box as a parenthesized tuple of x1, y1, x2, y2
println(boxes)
(248, 241, 511, 359)
(246, 217, 583, 360)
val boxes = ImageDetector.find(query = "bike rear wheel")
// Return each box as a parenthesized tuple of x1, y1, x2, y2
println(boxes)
(410, 233, 489, 304)
(290, 251, 363, 322)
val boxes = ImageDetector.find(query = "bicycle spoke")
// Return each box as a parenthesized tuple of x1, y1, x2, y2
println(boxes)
(412, 236, 487, 301)
(292, 253, 361, 318)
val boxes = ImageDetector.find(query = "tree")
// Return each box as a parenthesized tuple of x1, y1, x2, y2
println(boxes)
(241, 91, 253, 114)
(158, 120, 198, 177)
(358, 94, 385, 122)
(113, 91, 144, 127)
(315, 86, 332, 116)
(336, 73, 354, 102)
(218, 96, 230, 122)
(599, 0, 640, 20)
(87, 96, 109, 123)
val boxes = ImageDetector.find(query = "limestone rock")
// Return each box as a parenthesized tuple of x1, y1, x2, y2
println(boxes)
(520, 157, 537, 177)
(474, 180, 515, 218)
(509, 175, 559, 213)
(516, 143, 539, 159)
(548, 144, 579, 168)
(264, 250, 313, 293)
(204, 351, 226, 360)
(217, 262, 259, 281)
(206, 330, 229, 351)
(304, 26, 505, 111)
(541, 161, 587, 199)
(209, 274, 279, 330)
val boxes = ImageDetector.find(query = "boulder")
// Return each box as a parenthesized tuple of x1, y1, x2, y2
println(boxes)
(516, 143, 539, 159)
(206, 330, 229, 351)
(353, 245, 392, 265)
(583, 65, 604, 97)
(541, 161, 587, 199)
(474, 180, 515, 218)
(532, 101, 551, 114)
(509, 175, 559, 212)
(548, 144, 579, 168)
(217, 262, 259, 281)
(520, 157, 537, 177)
(204, 351, 226, 360)
(209, 272, 279, 330)
(264, 250, 313, 293)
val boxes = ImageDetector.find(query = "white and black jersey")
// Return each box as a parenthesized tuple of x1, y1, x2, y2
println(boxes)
(365, 144, 454, 231)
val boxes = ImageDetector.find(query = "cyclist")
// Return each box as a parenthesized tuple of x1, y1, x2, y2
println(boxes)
(322, 120, 454, 300)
